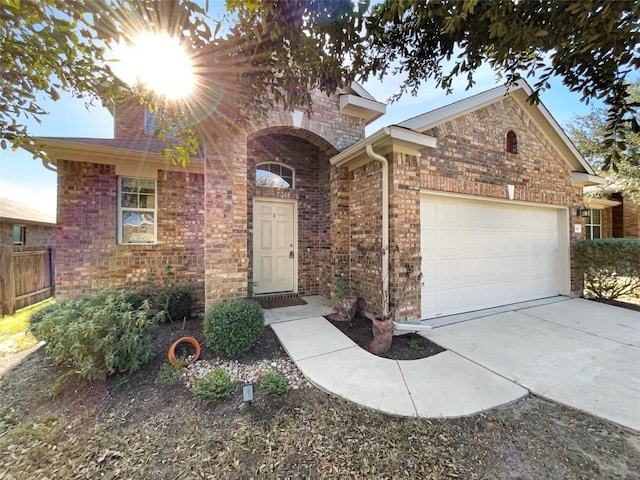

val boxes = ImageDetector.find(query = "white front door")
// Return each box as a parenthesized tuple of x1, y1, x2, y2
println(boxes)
(253, 199, 296, 294)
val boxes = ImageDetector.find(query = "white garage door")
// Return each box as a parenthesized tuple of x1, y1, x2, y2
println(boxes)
(421, 195, 560, 318)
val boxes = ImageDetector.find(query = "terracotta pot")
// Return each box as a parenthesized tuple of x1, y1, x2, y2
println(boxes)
(368, 316, 393, 354)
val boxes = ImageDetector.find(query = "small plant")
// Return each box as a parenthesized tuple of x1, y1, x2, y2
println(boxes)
(261, 371, 289, 401)
(203, 299, 264, 356)
(155, 361, 184, 387)
(194, 368, 235, 402)
(157, 285, 193, 322)
(336, 275, 347, 301)
(29, 290, 157, 389)
(407, 338, 421, 351)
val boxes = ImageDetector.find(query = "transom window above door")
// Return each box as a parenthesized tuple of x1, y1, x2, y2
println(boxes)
(256, 162, 294, 189)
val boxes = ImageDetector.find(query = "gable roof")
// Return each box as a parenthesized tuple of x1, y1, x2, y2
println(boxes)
(0, 197, 55, 225)
(398, 79, 597, 177)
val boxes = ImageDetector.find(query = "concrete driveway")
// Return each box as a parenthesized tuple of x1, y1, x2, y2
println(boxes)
(426, 298, 640, 431)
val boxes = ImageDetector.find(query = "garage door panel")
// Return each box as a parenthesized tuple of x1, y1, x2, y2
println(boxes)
(421, 195, 560, 318)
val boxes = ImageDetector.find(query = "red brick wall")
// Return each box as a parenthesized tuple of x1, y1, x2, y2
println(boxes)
(55, 160, 205, 305)
(345, 97, 585, 320)
(419, 97, 584, 293)
(114, 100, 148, 140)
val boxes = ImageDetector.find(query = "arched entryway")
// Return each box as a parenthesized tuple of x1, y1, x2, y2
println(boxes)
(247, 128, 338, 297)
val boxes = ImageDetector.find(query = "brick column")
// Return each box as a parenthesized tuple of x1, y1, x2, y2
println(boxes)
(204, 133, 249, 309)
(388, 152, 422, 321)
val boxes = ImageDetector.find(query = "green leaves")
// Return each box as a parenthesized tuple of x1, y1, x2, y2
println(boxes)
(29, 290, 158, 391)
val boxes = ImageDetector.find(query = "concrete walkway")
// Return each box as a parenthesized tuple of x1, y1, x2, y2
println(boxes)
(271, 316, 527, 418)
(427, 298, 640, 431)
(270, 297, 640, 429)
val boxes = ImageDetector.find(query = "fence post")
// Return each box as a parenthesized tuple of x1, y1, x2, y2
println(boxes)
(0, 245, 15, 315)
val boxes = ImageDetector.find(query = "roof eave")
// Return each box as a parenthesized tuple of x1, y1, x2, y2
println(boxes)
(331, 126, 437, 168)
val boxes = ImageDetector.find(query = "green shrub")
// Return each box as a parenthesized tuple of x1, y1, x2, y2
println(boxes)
(260, 372, 289, 401)
(157, 285, 193, 322)
(203, 299, 264, 356)
(125, 292, 148, 310)
(576, 238, 640, 300)
(155, 362, 183, 387)
(29, 301, 59, 326)
(194, 368, 235, 402)
(29, 290, 157, 383)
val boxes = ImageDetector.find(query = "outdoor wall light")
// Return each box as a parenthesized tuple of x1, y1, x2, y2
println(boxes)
(243, 383, 254, 405)
(577, 206, 591, 218)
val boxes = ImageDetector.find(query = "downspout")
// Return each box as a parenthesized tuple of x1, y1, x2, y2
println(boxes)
(365, 144, 389, 317)
(364, 143, 433, 333)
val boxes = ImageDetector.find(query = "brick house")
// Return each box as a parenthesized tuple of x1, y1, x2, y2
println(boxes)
(0, 197, 55, 247)
(583, 188, 640, 240)
(40, 79, 601, 320)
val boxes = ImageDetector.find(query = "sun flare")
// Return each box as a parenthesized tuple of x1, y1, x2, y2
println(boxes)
(112, 33, 195, 99)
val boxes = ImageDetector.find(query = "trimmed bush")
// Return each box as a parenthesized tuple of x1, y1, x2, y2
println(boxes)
(203, 299, 264, 356)
(576, 238, 640, 300)
(157, 285, 193, 322)
(194, 368, 235, 402)
(125, 292, 148, 310)
(260, 372, 289, 401)
(29, 290, 157, 382)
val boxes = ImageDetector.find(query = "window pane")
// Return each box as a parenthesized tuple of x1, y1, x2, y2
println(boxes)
(138, 180, 155, 194)
(592, 226, 601, 239)
(12, 226, 24, 245)
(122, 211, 155, 243)
(591, 209, 601, 224)
(121, 193, 139, 208)
(139, 194, 155, 209)
(121, 178, 138, 193)
(256, 163, 293, 188)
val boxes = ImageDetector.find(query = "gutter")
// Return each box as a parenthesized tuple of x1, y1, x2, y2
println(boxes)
(364, 144, 390, 317)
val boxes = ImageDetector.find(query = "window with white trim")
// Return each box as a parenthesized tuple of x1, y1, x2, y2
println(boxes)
(256, 162, 294, 188)
(585, 208, 601, 239)
(12, 225, 25, 245)
(118, 177, 157, 244)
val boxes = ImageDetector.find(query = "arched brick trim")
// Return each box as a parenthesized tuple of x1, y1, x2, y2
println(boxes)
(249, 126, 339, 158)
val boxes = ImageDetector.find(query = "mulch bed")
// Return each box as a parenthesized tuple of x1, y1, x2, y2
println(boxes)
(326, 313, 445, 360)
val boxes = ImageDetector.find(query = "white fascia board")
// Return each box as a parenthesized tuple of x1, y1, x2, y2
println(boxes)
(349, 81, 378, 102)
(339, 94, 386, 124)
(330, 126, 437, 168)
(37, 139, 205, 176)
(398, 83, 516, 131)
(584, 197, 621, 208)
(571, 172, 605, 186)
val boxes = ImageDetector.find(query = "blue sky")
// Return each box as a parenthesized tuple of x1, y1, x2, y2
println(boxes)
(1, 0, 607, 218)
(0, 69, 599, 217)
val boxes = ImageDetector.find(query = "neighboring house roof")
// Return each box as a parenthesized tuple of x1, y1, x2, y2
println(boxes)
(0, 197, 55, 225)
(398, 80, 600, 182)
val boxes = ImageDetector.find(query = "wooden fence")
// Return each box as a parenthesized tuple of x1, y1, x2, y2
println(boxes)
(0, 245, 54, 315)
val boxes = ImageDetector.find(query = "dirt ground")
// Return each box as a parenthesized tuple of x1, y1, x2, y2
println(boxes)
(328, 313, 445, 360)
(1, 317, 639, 479)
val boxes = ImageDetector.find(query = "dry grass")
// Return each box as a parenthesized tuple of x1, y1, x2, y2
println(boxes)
(0, 299, 52, 360)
